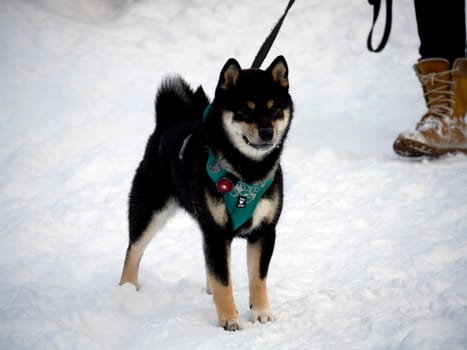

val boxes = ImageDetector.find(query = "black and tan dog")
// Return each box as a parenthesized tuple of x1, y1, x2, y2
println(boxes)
(120, 56, 293, 331)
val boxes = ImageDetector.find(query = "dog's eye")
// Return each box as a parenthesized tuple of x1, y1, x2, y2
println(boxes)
(236, 110, 253, 122)
(271, 107, 282, 119)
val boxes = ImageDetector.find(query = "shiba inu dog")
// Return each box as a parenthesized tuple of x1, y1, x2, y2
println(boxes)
(120, 56, 293, 331)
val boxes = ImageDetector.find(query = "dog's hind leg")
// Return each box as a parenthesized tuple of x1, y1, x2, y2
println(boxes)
(119, 200, 176, 288)
(119, 158, 177, 288)
(205, 265, 213, 295)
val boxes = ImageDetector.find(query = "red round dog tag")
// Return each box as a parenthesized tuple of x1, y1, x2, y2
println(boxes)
(217, 178, 233, 193)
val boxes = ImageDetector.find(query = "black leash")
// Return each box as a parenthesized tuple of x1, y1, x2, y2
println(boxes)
(367, 0, 393, 52)
(251, 0, 392, 62)
(250, 0, 391, 63)
(251, 0, 296, 68)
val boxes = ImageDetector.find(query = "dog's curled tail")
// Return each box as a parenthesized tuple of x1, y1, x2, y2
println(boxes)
(155, 75, 209, 128)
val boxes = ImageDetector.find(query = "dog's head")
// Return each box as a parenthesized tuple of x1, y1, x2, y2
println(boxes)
(213, 56, 293, 160)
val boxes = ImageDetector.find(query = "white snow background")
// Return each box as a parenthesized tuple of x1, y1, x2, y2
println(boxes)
(1, 0, 467, 349)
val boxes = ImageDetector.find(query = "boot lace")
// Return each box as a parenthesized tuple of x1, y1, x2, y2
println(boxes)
(417, 68, 459, 120)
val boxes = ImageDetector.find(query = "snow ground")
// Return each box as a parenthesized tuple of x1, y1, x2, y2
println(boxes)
(1, 0, 467, 349)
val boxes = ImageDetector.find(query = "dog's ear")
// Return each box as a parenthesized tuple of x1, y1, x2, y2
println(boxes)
(267, 56, 289, 88)
(218, 58, 241, 90)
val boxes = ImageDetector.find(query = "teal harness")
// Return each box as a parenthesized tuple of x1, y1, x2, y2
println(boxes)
(206, 149, 274, 230)
(198, 105, 274, 230)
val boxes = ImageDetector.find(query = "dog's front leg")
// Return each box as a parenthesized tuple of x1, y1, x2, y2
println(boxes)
(204, 235, 240, 331)
(247, 230, 276, 324)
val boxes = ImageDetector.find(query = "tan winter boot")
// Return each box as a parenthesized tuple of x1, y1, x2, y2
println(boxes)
(393, 58, 467, 157)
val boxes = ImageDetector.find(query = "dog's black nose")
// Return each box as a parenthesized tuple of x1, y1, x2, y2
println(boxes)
(258, 128, 274, 142)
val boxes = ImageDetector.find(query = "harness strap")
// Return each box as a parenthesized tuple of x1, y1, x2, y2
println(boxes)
(206, 149, 274, 231)
(178, 134, 192, 160)
(367, 0, 393, 53)
(179, 105, 212, 160)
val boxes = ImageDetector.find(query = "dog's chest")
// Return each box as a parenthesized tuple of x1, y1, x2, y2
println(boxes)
(204, 190, 278, 233)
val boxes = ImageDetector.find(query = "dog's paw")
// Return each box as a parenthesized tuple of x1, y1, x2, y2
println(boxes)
(221, 318, 243, 331)
(250, 309, 276, 324)
(119, 281, 138, 292)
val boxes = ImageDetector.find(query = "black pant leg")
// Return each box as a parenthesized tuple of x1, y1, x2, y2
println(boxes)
(414, 0, 466, 65)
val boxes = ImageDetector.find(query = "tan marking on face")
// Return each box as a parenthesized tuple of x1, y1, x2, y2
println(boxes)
(272, 107, 291, 134)
(247, 241, 270, 311)
(247, 101, 256, 110)
(222, 109, 274, 160)
(272, 119, 283, 130)
(243, 121, 257, 133)
(266, 99, 274, 109)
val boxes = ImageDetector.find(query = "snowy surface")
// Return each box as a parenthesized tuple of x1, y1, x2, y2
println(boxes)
(1, 0, 467, 349)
